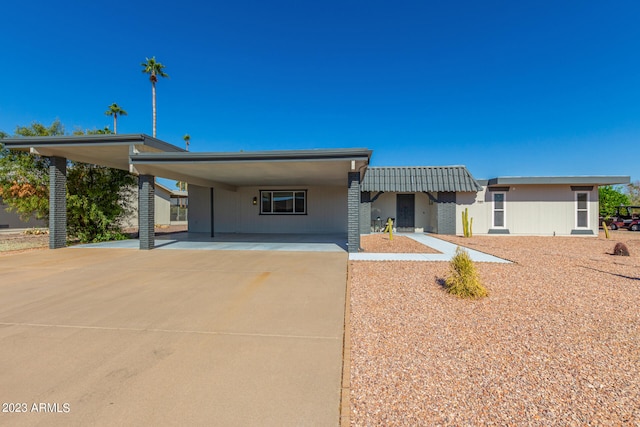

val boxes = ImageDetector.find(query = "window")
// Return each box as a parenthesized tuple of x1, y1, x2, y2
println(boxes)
(260, 190, 306, 215)
(493, 192, 506, 228)
(576, 192, 589, 228)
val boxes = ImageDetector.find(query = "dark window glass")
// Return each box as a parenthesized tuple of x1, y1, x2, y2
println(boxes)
(295, 192, 305, 213)
(577, 211, 588, 228)
(261, 192, 272, 213)
(273, 192, 293, 212)
(577, 193, 587, 210)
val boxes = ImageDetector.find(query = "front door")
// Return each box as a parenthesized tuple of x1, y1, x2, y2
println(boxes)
(396, 194, 415, 231)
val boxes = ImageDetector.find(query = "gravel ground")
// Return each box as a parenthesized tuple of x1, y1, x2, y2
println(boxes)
(361, 233, 441, 254)
(0, 231, 48, 254)
(350, 231, 640, 426)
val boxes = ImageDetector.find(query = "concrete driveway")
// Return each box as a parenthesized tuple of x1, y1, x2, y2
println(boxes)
(0, 248, 347, 426)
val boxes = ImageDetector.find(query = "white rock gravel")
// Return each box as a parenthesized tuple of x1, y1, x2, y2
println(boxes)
(349, 232, 640, 426)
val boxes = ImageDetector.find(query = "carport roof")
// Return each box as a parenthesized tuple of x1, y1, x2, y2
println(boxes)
(2, 134, 184, 170)
(361, 166, 482, 192)
(130, 148, 372, 189)
(3, 134, 372, 190)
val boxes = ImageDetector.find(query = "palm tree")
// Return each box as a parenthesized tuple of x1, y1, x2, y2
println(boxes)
(104, 103, 127, 134)
(140, 56, 169, 137)
(183, 134, 190, 152)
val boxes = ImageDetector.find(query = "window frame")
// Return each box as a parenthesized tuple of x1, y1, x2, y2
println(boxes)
(575, 191, 589, 229)
(492, 192, 506, 229)
(259, 190, 307, 215)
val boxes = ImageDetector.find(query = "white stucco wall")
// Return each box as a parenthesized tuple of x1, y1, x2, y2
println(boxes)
(462, 184, 600, 236)
(188, 184, 347, 234)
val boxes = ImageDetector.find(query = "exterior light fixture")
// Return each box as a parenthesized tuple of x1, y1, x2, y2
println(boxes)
(252, 196, 258, 205)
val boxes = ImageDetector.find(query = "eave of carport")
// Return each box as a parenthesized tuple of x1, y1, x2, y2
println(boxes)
(130, 148, 373, 190)
(2, 133, 185, 171)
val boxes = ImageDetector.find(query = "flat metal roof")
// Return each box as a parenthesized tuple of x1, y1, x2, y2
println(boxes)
(487, 176, 631, 185)
(361, 166, 482, 192)
(2, 134, 184, 170)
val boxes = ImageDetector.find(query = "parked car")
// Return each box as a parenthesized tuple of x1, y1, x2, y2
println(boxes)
(628, 219, 640, 232)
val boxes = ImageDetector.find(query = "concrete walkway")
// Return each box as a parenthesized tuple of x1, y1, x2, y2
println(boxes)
(350, 233, 511, 263)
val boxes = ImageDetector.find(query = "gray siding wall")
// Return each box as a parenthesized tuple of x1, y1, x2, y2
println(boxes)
(0, 201, 46, 229)
(359, 192, 371, 234)
(189, 184, 347, 234)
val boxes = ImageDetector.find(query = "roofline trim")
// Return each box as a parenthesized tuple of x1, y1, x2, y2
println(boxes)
(487, 176, 631, 185)
(130, 148, 372, 164)
(2, 133, 185, 153)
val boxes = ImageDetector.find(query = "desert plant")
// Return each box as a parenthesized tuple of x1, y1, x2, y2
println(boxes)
(444, 247, 488, 299)
(613, 242, 630, 256)
(461, 208, 473, 237)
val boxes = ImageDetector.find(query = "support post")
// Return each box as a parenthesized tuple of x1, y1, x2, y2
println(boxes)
(348, 172, 361, 253)
(48, 156, 67, 249)
(138, 175, 155, 250)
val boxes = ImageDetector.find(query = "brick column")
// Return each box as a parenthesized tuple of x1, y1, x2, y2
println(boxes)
(138, 175, 155, 250)
(359, 191, 371, 235)
(48, 156, 67, 249)
(348, 172, 361, 253)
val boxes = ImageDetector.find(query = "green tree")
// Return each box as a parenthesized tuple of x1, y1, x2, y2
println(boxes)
(599, 185, 630, 218)
(0, 120, 65, 221)
(0, 121, 137, 243)
(141, 56, 169, 138)
(104, 103, 128, 134)
(627, 181, 640, 205)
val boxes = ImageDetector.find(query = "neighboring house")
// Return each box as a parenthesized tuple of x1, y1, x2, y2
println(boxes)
(155, 182, 188, 226)
(0, 198, 46, 229)
(2, 134, 630, 251)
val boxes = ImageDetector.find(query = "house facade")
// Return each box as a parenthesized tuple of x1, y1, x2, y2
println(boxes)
(2, 134, 630, 251)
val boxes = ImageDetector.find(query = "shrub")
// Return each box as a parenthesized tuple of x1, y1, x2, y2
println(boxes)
(613, 242, 630, 256)
(445, 247, 488, 299)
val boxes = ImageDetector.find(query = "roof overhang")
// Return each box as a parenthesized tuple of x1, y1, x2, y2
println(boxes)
(131, 149, 372, 190)
(3, 134, 371, 191)
(486, 176, 631, 186)
(2, 134, 184, 171)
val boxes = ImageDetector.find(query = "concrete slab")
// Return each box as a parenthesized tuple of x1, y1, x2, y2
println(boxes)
(350, 233, 511, 263)
(76, 232, 348, 253)
(0, 248, 347, 426)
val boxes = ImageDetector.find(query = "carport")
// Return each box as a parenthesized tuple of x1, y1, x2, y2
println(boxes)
(3, 135, 371, 252)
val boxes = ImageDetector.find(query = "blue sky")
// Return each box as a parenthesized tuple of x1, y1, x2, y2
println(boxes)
(1, 1, 638, 182)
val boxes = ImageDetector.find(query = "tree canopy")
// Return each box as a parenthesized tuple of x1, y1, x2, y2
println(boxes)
(599, 185, 631, 218)
(0, 121, 136, 243)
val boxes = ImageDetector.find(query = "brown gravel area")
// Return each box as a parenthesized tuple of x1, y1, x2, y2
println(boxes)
(0, 232, 48, 255)
(360, 233, 441, 254)
(349, 231, 640, 425)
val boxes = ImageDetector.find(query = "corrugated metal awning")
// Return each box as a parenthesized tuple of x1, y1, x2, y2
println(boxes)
(361, 166, 482, 192)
